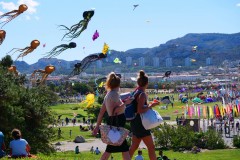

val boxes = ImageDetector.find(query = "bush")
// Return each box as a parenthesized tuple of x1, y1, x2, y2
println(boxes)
(233, 135, 240, 148)
(204, 129, 225, 150)
(153, 122, 175, 149)
(171, 125, 196, 151)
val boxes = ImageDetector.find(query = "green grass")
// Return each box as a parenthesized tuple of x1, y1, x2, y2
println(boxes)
(53, 126, 95, 142)
(50, 93, 225, 122)
(50, 104, 89, 120)
(2, 149, 240, 160)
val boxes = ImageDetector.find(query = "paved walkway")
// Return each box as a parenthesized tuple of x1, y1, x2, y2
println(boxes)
(54, 139, 147, 152)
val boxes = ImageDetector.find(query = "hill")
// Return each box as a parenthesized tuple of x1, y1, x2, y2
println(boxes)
(14, 32, 240, 74)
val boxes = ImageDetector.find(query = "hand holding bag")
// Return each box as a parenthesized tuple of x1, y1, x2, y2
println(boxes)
(140, 108, 163, 130)
(99, 106, 129, 146)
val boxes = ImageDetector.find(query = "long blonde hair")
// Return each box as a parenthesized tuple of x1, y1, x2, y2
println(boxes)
(105, 72, 120, 90)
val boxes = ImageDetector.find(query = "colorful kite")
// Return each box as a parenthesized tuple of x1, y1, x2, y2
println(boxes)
(95, 77, 107, 96)
(191, 59, 196, 62)
(0, 30, 6, 45)
(30, 65, 55, 86)
(92, 30, 99, 41)
(133, 4, 139, 11)
(60, 10, 94, 40)
(7, 40, 40, 60)
(114, 58, 122, 64)
(81, 93, 95, 108)
(0, 4, 28, 28)
(45, 42, 77, 58)
(192, 46, 198, 52)
(102, 43, 109, 55)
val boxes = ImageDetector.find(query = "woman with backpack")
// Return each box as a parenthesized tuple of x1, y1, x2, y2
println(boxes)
(129, 70, 160, 160)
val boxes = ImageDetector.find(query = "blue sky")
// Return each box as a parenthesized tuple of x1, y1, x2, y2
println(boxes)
(0, 0, 240, 64)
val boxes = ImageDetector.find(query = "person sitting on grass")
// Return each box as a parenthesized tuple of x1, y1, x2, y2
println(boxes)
(9, 129, 32, 158)
(94, 147, 101, 155)
(90, 146, 94, 153)
(75, 146, 80, 154)
(135, 149, 144, 160)
(0, 131, 6, 158)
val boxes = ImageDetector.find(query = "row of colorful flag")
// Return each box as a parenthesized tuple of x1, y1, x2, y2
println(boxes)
(184, 103, 240, 119)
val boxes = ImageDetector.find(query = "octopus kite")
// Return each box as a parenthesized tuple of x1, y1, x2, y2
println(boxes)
(0, 30, 6, 45)
(45, 42, 77, 58)
(0, 4, 28, 28)
(8, 65, 18, 76)
(60, 10, 94, 40)
(31, 65, 55, 86)
(80, 93, 95, 109)
(7, 40, 40, 60)
(69, 53, 107, 77)
(163, 71, 171, 79)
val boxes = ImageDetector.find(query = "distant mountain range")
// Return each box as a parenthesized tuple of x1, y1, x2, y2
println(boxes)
(15, 32, 240, 74)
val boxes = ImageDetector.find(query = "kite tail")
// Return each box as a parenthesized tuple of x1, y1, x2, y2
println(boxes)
(58, 25, 70, 31)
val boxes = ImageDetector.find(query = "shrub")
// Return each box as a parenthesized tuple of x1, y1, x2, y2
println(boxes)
(153, 122, 175, 149)
(233, 135, 240, 148)
(204, 129, 225, 149)
(171, 125, 196, 150)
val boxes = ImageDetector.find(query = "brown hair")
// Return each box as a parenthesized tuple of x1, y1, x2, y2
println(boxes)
(137, 70, 148, 87)
(105, 72, 120, 90)
(12, 128, 21, 140)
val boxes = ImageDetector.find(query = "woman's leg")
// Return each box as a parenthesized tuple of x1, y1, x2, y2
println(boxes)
(100, 151, 111, 160)
(142, 135, 157, 160)
(129, 135, 141, 158)
(122, 151, 131, 160)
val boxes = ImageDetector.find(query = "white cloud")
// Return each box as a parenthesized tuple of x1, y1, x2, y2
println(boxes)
(237, 3, 240, 7)
(0, 0, 39, 21)
(0, 2, 17, 11)
(17, 0, 39, 14)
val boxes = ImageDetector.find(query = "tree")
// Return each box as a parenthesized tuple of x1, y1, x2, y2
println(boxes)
(0, 63, 57, 154)
(0, 55, 13, 68)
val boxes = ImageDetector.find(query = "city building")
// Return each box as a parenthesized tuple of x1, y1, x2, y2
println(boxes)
(126, 57, 132, 66)
(206, 57, 212, 66)
(139, 57, 145, 66)
(153, 57, 159, 67)
(165, 58, 173, 67)
(185, 57, 191, 67)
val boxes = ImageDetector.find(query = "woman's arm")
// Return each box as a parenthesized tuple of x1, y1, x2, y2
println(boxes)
(92, 103, 106, 136)
(1, 142, 5, 150)
(137, 93, 160, 114)
(26, 144, 31, 155)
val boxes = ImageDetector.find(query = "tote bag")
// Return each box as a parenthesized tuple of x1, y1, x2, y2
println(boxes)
(99, 125, 129, 146)
(140, 109, 163, 130)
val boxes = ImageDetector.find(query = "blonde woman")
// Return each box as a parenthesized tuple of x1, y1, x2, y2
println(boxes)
(129, 70, 160, 160)
(92, 72, 132, 160)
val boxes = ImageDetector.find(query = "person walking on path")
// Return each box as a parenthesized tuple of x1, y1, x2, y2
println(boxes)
(129, 70, 160, 160)
(92, 72, 133, 160)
